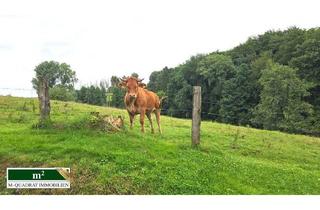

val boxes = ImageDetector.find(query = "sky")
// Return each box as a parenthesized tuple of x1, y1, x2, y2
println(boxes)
(0, 0, 320, 97)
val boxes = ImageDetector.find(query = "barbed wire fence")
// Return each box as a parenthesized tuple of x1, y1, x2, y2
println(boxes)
(0, 87, 255, 151)
(0, 86, 286, 127)
(0, 87, 37, 98)
(3, 86, 313, 137)
(0, 87, 242, 120)
(1, 87, 319, 137)
(0, 87, 258, 120)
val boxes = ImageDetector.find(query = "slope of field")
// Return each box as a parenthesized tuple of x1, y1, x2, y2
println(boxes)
(0, 96, 319, 195)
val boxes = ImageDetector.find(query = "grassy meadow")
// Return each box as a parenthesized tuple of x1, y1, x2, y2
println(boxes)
(0, 96, 319, 195)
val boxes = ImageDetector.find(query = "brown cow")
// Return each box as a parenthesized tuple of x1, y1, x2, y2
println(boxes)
(119, 76, 162, 134)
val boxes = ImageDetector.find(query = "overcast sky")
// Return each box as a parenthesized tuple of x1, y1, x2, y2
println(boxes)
(0, 0, 319, 97)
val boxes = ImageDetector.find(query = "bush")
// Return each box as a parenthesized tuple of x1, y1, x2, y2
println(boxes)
(49, 86, 76, 101)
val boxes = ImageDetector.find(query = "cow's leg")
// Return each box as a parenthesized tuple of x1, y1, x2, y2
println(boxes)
(140, 110, 145, 133)
(129, 112, 135, 129)
(155, 109, 162, 134)
(146, 112, 155, 134)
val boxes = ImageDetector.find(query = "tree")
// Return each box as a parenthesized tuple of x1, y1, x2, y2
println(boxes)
(273, 27, 305, 65)
(163, 56, 204, 118)
(76, 84, 107, 106)
(289, 38, 320, 115)
(110, 76, 120, 87)
(32, 61, 77, 125)
(106, 76, 126, 108)
(107, 86, 125, 108)
(131, 72, 139, 78)
(166, 72, 193, 117)
(49, 85, 76, 101)
(252, 62, 313, 132)
(148, 66, 174, 92)
(196, 53, 236, 119)
(219, 64, 256, 125)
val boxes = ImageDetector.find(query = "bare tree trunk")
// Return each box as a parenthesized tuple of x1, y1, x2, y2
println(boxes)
(38, 79, 50, 124)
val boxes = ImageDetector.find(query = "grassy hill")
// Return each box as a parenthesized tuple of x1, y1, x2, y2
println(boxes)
(0, 96, 319, 195)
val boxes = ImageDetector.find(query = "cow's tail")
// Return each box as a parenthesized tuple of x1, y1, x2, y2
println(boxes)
(159, 96, 168, 108)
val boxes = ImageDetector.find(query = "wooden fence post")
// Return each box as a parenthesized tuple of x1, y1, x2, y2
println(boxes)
(192, 86, 201, 146)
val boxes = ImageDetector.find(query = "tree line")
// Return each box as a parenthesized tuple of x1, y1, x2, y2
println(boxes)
(38, 72, 131, 108)
(46, 77, 123, 107)
(147, 27, 320, 135)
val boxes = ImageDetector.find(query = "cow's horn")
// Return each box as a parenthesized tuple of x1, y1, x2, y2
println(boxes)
(137, 78, 144, 82)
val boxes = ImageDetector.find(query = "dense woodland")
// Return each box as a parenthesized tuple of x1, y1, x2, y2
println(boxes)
(146, 27, 320, 135)
(45, 27, 320, 135)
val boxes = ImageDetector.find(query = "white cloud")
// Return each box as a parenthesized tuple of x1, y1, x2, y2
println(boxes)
(0, 0, 320, 97)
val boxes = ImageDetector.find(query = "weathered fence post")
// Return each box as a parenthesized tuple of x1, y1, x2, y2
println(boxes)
(192, 86, 201, 146)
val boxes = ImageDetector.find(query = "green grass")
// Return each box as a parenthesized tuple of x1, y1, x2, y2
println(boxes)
(0, 96, 319, 195)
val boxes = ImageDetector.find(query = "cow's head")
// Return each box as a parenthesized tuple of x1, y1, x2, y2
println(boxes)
(119, 76, 146, 100)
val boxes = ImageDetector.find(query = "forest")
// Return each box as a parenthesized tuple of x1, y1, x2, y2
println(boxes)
(146, 27, 320, 135)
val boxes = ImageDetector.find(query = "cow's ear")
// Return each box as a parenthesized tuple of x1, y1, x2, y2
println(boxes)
(139, 83, 147, 89)
(118, 82, 126, 89)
